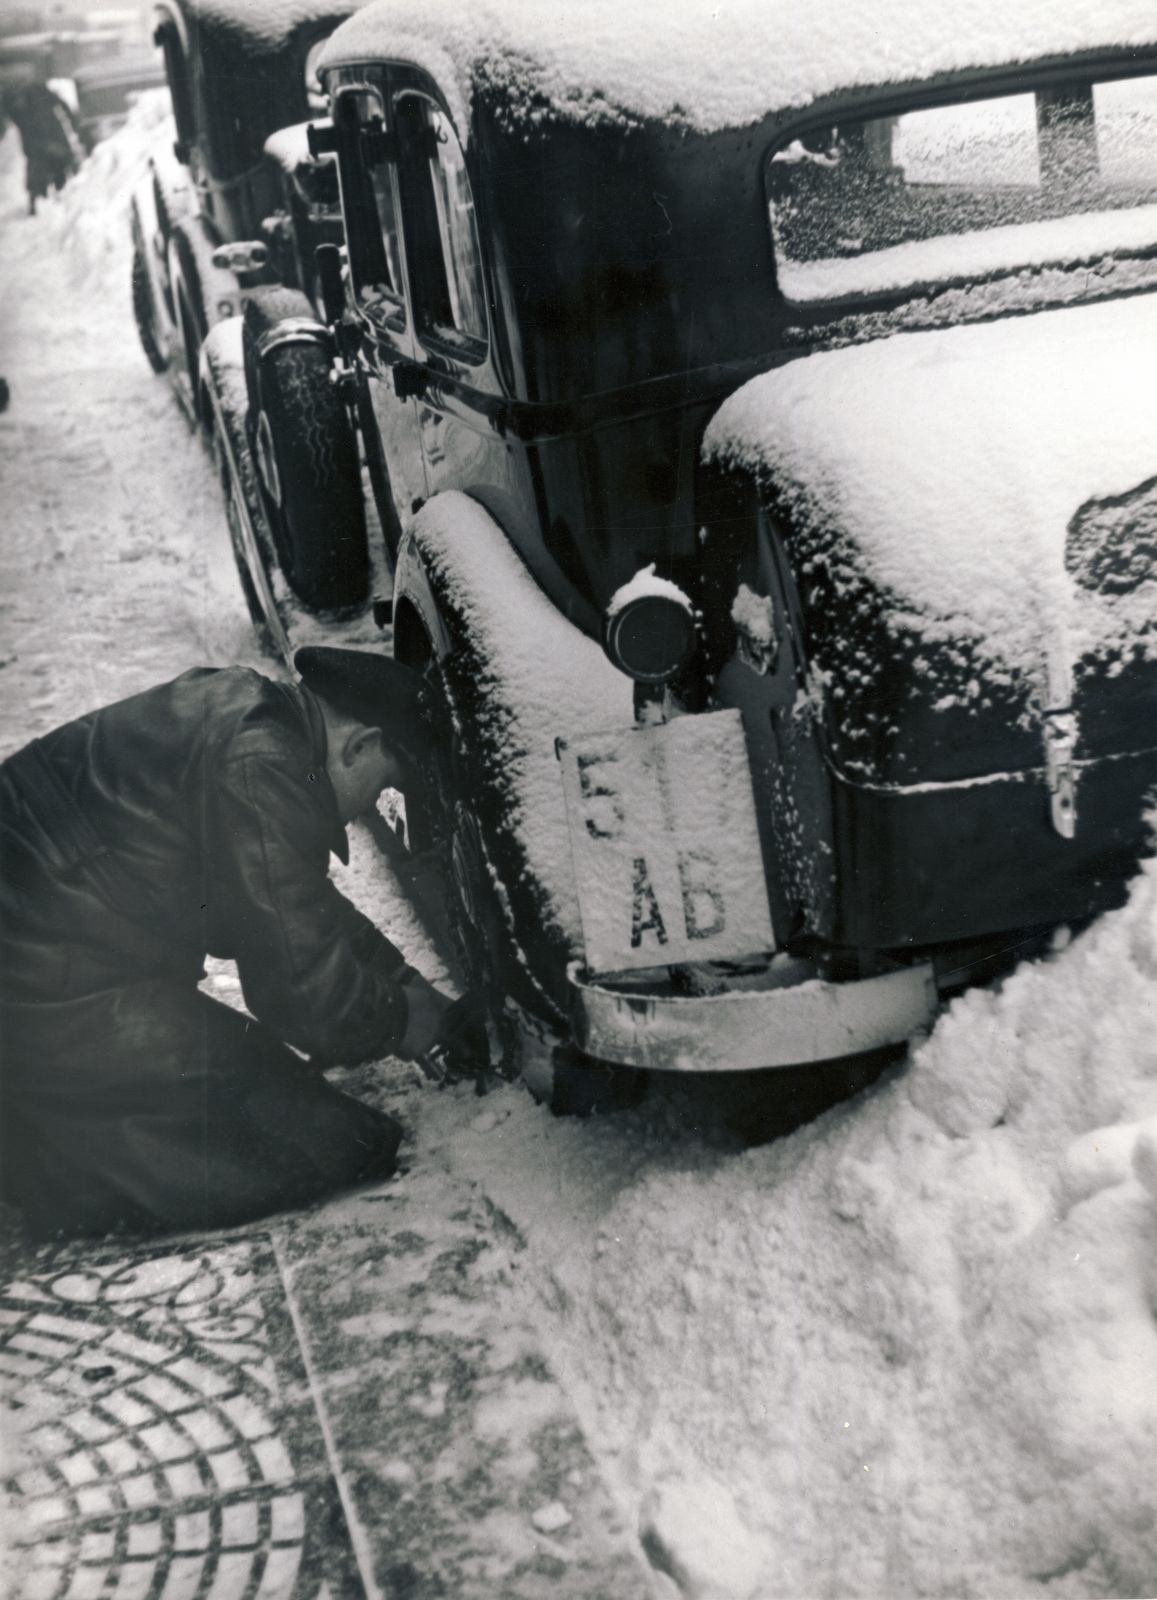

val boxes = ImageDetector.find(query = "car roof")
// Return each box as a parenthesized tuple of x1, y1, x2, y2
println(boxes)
(318, 0, 1157, 139)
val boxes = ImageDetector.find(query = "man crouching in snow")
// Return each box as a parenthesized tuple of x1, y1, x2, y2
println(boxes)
(0, 647, 485, 1240)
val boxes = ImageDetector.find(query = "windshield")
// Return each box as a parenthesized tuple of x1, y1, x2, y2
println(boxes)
(768, 72, 1157, 306)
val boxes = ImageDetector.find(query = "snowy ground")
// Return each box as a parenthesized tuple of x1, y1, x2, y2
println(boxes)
(2, 102, 1157, 1600)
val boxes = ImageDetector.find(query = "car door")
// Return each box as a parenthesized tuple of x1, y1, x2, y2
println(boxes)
(332, 80, 428, 545)
(390, 87, 504, 501)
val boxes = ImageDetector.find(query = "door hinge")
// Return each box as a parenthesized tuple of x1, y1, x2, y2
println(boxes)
(306, 121, 338, 158)
(1044, 711, 1078, 840)
(393, 361, 429, 401)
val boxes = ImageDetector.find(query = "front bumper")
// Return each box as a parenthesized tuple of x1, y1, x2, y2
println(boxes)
(569, 961, 937, 1073)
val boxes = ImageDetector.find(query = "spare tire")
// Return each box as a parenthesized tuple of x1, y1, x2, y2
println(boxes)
(242, 290, 369, 614)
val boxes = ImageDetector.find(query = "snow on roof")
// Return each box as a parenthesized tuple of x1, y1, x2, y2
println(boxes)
(318, 0, 1157, 138)
(179, 0, 360, 51)
(703, 291, 1157, 706)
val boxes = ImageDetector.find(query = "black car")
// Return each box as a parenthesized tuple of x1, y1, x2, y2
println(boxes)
(213, 0, 1157, 1086)
(130, 0, 357, 413)
(130, 0, 380, 641)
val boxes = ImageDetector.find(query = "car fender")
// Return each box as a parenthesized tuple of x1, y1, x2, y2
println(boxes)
(394, 492, 634, 1015)
(169, 214, 245, 336)
(131, 175, 168, 309)
(393, 521, 454, 666)
(148, 143, 193, 248)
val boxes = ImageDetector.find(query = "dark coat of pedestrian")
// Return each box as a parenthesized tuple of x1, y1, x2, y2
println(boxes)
(3, 79, 81, 210)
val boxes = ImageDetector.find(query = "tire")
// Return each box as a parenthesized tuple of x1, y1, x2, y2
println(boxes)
(444, 797, 521, 1012)
(408, 628, 645, 1108)
(207, 408, 277, 655)
(242, 295, 369, 614)
(547, 1045, 647, 1117)
(223, 454, 276, 655)
(132, 244, 168, 375)
(168, 229, 205, 423)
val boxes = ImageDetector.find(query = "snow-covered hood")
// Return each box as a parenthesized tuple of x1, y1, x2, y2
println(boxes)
(704, 293, 1157, 780)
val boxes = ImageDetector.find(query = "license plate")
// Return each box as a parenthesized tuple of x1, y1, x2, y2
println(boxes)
(557, 709, 775, 977)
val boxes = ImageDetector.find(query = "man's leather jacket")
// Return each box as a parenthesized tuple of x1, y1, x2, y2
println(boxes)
(0, 667, 408, 1064)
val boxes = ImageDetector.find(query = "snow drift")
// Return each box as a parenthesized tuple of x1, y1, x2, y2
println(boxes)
(460, 844, 1157, 1597)
(2, 89, 177, 334)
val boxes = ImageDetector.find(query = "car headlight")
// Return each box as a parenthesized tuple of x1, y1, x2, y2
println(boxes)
(603, 565, 696, 683)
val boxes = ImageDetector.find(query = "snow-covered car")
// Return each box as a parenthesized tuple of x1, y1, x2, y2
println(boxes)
(129, 0, 380, 623)
(234, 0, 1157, 1087)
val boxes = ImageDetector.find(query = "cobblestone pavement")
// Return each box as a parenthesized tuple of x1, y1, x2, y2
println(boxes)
(272, 1141, 649, 1600)
(0, 1119, 652, 1600)
(0, 1236, 361, 1600)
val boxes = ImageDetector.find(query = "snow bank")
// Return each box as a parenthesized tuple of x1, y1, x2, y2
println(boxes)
(2, 89, 176, 339)
(319, 0, 1157, 139)
(704, 291, 1157, 707)
(458, 843, 1157, 1596)
(0, 99, 265, 746)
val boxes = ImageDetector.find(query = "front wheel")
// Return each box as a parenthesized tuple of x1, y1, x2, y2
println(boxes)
(131, 243, 168, 374)
(208, 401, 287, 660)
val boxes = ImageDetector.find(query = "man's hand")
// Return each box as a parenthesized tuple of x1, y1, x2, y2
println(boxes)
(399, 973, 491, 1082)
(428, 993, 491, 1082)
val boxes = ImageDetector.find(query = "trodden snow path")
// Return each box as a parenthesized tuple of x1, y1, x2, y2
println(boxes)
(3, 100, 1157, 1600)
(0, 110, 269, 742)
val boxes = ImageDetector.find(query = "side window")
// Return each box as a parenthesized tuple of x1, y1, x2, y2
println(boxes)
(395, 93, 487, 359)
(334, 87, 405, 331)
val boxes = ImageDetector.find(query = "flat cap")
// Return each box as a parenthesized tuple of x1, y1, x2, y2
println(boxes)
(294, 646, 433, 772)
